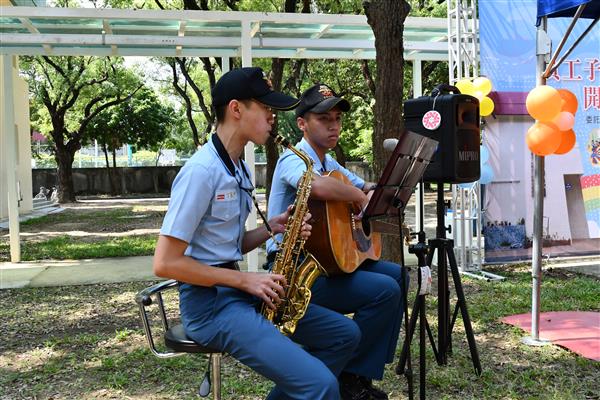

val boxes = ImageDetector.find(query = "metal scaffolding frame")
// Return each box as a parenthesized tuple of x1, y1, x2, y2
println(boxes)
(447, 0, 502, 280)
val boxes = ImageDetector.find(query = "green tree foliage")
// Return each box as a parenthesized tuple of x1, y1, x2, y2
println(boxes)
(23, 55, 143, 202)
(84, 87, 173, 193)
(408, 0, 448, 17)
(88, 0, 449, 168)
(86, 87, 172, 155)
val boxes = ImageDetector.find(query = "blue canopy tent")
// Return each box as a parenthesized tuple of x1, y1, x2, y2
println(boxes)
(538, 0, 600, 20)
(527, 0, 600, 345)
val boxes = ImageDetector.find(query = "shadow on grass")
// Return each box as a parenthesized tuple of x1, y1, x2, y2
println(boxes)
(1, 269, 599, 399)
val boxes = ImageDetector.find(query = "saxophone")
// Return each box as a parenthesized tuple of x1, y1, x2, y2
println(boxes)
(261, 133, 327, 336)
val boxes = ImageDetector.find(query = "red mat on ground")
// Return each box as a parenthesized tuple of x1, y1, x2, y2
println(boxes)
(501, 311, 600, 361)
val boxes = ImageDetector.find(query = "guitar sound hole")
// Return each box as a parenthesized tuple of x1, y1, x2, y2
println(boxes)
(362, 218, 371, 236)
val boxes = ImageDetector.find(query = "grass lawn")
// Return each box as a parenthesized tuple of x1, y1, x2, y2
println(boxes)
(0, 205, 162, 262)
(1, 265, 598, 399)
(0, 234, 157, 261)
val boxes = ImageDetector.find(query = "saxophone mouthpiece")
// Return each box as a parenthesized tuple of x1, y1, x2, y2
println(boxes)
(270, 132, 291, 148)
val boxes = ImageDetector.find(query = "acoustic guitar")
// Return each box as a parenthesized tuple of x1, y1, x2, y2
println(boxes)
(305, 170, 382, 275)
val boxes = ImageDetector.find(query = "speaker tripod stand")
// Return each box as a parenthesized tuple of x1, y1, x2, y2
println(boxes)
(396, 183, 482, 400)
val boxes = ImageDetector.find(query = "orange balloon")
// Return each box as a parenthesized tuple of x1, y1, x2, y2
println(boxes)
(526, 86, 562, 122)
(554, 129, 576, 155)
(557, 89, 578, 114)
(526, 122, 562, 156)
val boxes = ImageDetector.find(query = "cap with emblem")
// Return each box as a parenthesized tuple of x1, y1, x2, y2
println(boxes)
(211, 67, 299, 111)
(295, 83, 351, 118)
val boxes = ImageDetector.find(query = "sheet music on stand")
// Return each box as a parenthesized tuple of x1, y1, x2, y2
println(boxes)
(362, 130, 438, 227)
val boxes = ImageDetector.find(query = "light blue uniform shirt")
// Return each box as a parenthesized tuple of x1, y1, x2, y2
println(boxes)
(160, 139, 253, 265)
(266, 138, 365, 254)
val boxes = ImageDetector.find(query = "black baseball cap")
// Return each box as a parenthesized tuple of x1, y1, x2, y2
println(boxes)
(295, 83, 351, 118)
(211, 67, 299, 111)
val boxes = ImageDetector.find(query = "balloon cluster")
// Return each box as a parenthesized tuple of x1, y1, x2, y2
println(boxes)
(455, 77, 495, 117)
(525, 86, 578, 156)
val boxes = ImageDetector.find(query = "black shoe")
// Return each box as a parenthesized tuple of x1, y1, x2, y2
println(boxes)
(339, 373, 388, 400)
(339, 372, 372, 400)
(357, 376, 388, 400)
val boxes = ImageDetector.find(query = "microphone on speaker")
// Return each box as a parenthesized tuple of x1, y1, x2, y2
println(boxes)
(383, 138, 399, 152)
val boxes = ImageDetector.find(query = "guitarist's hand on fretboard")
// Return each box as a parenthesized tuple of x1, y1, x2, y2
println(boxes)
(362, 182, 377, 192)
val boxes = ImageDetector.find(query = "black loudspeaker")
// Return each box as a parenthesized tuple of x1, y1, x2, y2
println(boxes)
(403, 85, 481, 183)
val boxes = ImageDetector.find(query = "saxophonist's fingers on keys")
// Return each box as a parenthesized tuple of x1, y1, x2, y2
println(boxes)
(271, 273, 287, 287)
(268, 288, 282, 305)
(269, 278, 286, 299)
(261, 294, 277, 310)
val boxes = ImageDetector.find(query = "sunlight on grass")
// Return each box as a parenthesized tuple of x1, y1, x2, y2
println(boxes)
(0, 234, 157, 261)
(21, 208, 135, 226)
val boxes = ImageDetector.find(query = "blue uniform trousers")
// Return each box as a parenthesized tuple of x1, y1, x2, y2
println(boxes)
(179, 284, 361, 400)
(309, 259, 407, 379)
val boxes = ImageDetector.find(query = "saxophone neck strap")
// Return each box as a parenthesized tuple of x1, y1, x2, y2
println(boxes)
(211, 133, 274, 238)
(211, 133, 249, 179)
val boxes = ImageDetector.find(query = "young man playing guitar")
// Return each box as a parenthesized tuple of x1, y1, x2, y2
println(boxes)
(267, 84, 408, 400)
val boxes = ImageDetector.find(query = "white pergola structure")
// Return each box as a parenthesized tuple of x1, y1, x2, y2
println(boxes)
(0, 6, 449, 268)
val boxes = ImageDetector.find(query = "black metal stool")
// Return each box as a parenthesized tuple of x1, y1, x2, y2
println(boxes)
(135, 279, 222, 399)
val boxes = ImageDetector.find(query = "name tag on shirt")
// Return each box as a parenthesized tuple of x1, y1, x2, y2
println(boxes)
(215, 189, 237, 202)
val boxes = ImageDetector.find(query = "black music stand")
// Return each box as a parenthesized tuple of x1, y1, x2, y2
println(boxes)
(386, 177, 482, 397)
(362, 130, 438, 400)
(363, 131, 436, 222)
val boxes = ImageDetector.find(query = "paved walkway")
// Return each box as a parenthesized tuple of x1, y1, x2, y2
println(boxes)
(1, 195, 598, 289)
(2, 250, 598, 289)
(0, 256, 157, 289)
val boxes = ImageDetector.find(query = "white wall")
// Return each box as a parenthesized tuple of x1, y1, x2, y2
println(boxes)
(484, 115, 585, 241)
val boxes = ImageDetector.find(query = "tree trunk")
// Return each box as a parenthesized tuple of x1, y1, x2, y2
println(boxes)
(101, 143, 109, 169)
(332, 144, 347, 167)
(55, 146, 76, 203)
(155, 148, 162, 167)
(364, 0, 411, 263)
(111, 148, 121, 195)
(102, 144, 117, 196)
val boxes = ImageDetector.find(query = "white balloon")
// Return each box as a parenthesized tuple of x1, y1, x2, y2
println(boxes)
(551, 111, 575, 131)
(479, 164, 494, 185)
(480, 145, 490, 165)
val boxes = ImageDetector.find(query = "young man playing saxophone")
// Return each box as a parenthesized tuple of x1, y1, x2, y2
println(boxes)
(267, 83, 408, 400)
(154, 69, 361, 400)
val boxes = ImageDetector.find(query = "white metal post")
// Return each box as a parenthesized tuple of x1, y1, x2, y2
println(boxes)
(523, 17, 550, 346)
(2, 55, 21, 262)
(221, 56, 230, 74)
(412, 59, 423, 231)
(447, 0, 501, 280)
(94, 139, 98, 167)
(241, 20, 258, 272)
